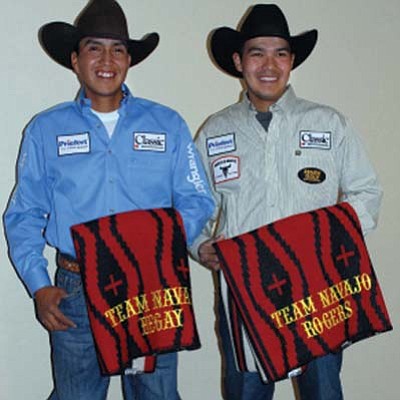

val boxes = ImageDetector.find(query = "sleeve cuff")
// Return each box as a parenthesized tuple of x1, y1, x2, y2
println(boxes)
(24, 266, 53, 298)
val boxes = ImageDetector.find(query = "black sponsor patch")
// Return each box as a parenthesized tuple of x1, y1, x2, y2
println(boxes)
(298, 167, 326, 184)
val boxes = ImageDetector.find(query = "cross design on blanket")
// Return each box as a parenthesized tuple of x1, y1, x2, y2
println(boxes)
(177, 262, 189, 280)
(267, 273, 287, 296)
(104, 274, 123, 296)
(336, 244, 355, 267)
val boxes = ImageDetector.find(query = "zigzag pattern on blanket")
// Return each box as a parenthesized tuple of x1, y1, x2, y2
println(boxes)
(214, 202, 392, 383)
(71, 208, 200, 376)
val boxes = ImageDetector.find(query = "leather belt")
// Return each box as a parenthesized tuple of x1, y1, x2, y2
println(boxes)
(57, 253, 80, 274)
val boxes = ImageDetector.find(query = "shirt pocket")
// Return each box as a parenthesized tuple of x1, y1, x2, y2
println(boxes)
(129, 151, 172, 193)
(292, 151, 339, 208)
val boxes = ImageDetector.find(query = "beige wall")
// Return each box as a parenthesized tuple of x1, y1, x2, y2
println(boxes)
(1, 1, 399, 399)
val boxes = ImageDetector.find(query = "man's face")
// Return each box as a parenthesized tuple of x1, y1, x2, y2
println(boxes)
(232, 36, 294, 111)
(71, 37, 131, 112)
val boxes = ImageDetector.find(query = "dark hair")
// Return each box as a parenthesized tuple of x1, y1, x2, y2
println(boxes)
(73, 42, 80, 55)
(72, 37, 129, 56)
(236, 36, 292, 59)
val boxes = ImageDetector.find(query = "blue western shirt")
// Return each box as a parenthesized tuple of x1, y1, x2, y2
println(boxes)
(4, 86, 214, 296)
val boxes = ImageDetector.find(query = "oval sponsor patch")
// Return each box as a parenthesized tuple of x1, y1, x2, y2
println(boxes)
(298, 167, 326, 184)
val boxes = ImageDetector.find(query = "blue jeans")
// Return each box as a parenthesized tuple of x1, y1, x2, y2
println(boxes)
(48, 268, 180, 400)
(217, 295, 343, 400)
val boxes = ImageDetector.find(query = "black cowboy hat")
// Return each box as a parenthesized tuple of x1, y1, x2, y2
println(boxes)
(39, 0, 159, 69)
(210, 4, 318, 77)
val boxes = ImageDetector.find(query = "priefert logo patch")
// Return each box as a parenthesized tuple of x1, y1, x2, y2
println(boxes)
(57, 133, 90, 156)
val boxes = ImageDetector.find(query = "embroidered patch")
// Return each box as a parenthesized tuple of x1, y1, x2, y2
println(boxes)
(207, 133, 236, 156)
(133, 132, 166, 152)
(298, 167, 326, 184)
(57, 133, 90, 156)
(299, 131, 331, 150)
(212, 156, 240, 184)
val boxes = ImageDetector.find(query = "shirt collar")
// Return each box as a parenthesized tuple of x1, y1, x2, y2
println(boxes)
(271, 85, 297, 113)
(241, 84, 297, 115)
(76, 83, 132, 116)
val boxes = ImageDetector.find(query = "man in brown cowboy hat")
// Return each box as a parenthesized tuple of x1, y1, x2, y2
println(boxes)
(191, 4, 382, 400)
(4, 0, 214, 399)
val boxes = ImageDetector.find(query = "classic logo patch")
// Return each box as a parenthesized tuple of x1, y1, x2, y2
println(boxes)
(298, 167, 326, 184)
(134, 132, 166, 152)
(57, 133, 90, 156)
(207, 133, 236, 156)
(300, 131, 331, 150)
(212, 156, 240, 184)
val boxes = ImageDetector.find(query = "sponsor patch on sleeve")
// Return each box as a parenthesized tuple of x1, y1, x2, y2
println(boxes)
(57, 132, 90, 156)
(134, 132, 166, 152)
(298, 167, 326, 184)
(212, 156, 240, 184)
(299, 131, 331, 150)
(206, 133, 236, 156)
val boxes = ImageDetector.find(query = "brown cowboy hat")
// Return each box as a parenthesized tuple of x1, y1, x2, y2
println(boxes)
(210, 4, 318, 77)
(39, 0, 159, 69)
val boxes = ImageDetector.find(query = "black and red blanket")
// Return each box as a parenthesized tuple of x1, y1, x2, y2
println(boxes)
(214, 203, 392, 382)
(71, 208, 200, 375)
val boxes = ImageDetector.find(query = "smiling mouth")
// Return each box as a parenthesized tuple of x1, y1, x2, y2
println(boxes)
(259, 76, 278, 83)
(96, 71, 116, 78)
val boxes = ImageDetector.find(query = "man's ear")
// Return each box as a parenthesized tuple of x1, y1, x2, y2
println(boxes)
(71, 51, 79, 74)
(232, 52, 243, 74)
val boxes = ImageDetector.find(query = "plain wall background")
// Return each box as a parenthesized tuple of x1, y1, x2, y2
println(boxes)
(1, 1, 399, 399)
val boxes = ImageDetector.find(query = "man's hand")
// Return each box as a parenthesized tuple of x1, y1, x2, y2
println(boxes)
(34, 286, 77, 331)
(198, 235, 225, 271)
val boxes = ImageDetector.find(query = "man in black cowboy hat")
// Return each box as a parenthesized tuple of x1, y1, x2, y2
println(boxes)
(191, 4, 382, 400)
(4, 0, 214, 399)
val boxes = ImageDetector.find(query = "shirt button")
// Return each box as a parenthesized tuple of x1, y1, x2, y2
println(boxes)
(109, 208, 115, 214)
(108, 150, 112, 154)
(109, 178, 114, 184)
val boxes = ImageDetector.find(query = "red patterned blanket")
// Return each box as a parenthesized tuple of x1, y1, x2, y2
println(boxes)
(214, 203, 392, 382)
(71, 208, 200, 375)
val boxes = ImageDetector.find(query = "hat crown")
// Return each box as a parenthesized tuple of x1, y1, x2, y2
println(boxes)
(76, 0, 129, 40)
(240, 4, 291, 41)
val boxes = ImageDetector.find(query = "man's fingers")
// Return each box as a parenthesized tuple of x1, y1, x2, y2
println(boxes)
(199, 239, 221, 271)
(40, 313, 70, 331)
(207, 260, 221, 272)
(34, 286, 77, 331)
(52, 307, 77, 329)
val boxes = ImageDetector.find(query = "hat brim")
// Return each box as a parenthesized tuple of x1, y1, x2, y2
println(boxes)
(210, 27, 318, 78)
(39, 22, 159, 70)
